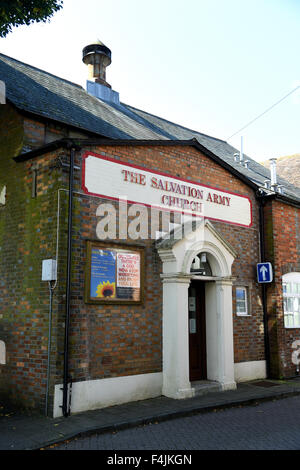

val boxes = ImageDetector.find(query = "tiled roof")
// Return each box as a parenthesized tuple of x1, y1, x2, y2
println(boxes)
(1, 51, 300, 203)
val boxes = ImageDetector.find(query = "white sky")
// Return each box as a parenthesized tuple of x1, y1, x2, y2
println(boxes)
(0, 0, 299, 162)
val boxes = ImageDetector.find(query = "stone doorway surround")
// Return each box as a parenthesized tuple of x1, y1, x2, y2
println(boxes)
(156, 219, 238, 399)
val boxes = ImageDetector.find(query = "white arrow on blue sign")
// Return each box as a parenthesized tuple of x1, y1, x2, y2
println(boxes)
(257, 262, 273, 283)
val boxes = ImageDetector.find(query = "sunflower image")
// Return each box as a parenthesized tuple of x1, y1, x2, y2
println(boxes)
(96, 280, 116, 298)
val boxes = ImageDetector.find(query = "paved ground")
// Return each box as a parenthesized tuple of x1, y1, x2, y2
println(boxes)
(49, 395, 300, 450)
(1, 377, 300, 450)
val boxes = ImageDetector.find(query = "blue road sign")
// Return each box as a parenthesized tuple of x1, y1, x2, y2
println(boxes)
(257, 262, 273, 283)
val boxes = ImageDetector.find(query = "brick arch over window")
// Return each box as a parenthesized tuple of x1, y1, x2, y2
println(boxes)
(281, 264, 300, 276)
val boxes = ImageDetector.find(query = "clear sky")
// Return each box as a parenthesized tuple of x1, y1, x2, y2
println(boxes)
(0, 0, 299, 162)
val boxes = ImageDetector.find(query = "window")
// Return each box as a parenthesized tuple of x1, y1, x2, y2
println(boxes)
(236, 287, 248, 316)
(282, 273, 300, 328)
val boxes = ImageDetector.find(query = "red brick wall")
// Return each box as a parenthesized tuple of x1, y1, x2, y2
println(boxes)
(69, 143, 265, 378)
(0, 131, 267, 412)
(0, 145, 68, 411)
(264, 199, 300, 378)
(22, 115, 95, 150)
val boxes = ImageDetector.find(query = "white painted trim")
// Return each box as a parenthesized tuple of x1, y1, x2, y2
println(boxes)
(234, 361, 267, 383)
(282, 272, 300, 282)
(221, 382, 237, 391)
(53, 372, 162, 418)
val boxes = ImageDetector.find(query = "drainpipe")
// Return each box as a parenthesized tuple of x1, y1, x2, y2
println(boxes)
(62, 144, 78, 417)
(257, 191, 271, 379)
(45, 280, 55, 417)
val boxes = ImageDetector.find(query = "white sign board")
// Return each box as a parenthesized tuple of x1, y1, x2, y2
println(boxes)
(117, 252, 140, 288)
(82, 152, 252, 227)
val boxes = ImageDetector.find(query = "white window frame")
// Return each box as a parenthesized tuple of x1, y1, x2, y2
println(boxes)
(236, 286, 249, 316)
(282, 272, 300, 329)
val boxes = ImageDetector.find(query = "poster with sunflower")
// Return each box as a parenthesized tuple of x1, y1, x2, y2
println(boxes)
(90, 249, 116, 299)
(86, 242, 143, 304)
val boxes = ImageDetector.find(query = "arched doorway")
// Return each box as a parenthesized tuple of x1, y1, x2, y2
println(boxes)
(157, 219, 237, 399)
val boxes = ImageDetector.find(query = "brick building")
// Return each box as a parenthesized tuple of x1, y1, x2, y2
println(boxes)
(0, 42, 300, 417)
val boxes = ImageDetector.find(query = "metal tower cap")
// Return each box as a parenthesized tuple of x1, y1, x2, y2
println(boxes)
(82, 41, 112, 66)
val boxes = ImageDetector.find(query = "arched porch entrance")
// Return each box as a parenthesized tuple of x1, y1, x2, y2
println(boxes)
(156, 219, 237, 399)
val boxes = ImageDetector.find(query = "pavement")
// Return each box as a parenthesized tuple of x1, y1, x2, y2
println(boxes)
(1, 377, 300, 450)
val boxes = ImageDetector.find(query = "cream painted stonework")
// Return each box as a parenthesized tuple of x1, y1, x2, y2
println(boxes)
(53, 372, 162, 418)
(157, 219, 237, 399)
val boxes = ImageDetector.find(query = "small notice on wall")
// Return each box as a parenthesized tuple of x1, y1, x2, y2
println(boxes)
(117, 252, 140, 300)
(86, 242, 143, 304)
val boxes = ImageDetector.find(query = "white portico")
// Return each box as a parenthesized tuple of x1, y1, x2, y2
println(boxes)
(156, 219, 237, 399)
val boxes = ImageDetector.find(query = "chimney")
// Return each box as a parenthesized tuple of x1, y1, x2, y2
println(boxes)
(82, 40, 112, 87)
(269, 158, 278, 191)
(240, 136, 244, 163)
(82, 40, 120, 104)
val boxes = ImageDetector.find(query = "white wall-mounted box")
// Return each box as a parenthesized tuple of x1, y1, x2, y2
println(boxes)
(42, 259, 57, 281)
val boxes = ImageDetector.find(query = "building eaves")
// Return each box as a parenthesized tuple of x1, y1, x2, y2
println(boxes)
(13, 137, 260, 192)
(13, 138, 76, 161)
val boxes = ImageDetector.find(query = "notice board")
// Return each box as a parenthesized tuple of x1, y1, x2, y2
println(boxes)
(85, 242, 144, 304)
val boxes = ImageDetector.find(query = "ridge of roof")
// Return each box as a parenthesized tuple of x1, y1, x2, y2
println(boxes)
(0, 52, 83, 89)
